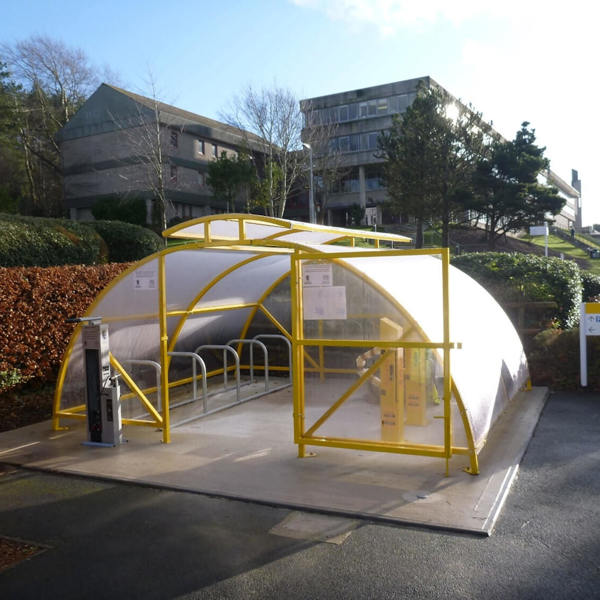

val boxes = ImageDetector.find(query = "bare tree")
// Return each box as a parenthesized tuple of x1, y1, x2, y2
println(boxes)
(1, 35, 99, 215)
(301, 107, 347, 224)
(222, 84, 303, 218)
(107, 76, 176, 238)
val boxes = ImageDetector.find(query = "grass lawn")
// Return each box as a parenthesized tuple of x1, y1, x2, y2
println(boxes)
(524, 234, 600, 275)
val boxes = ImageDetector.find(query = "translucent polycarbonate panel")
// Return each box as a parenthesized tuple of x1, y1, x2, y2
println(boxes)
(209, 218, 284, 240)
(243, 221, 289, 239)
(340, 253, 528, 448)
(277, 231, 342, 245)
(171, 309, 253, 356)
(60, 333, 85, 410)
(335, 254, 445, 340)
(301, 259, 406, 341)
(168, 222, 205, 239)
(164, 248, 257, 311)
(197, 254, 290, 309)
(60, 319, 160, 413)
(444, 265, 528, 448)
(92, 258, 158, 319)
(260, 276, 292, 335)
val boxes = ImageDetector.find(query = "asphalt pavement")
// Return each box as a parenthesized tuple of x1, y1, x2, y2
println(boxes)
(1, 390, 599, 599)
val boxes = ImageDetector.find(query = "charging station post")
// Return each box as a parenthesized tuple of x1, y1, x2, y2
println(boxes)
(68, 317, 122, 446)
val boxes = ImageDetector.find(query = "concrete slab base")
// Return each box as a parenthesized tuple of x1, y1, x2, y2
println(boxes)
(0, 387, 548, 536)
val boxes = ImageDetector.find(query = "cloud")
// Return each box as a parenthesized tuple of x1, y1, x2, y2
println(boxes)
(292, 0, 506, 35)
(291, 0, 584, 36)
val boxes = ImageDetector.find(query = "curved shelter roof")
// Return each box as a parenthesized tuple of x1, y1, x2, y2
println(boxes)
(54, 215, 528, 474)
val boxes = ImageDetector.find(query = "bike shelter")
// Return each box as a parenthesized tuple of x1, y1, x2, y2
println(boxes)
(53, 214, 529, 475)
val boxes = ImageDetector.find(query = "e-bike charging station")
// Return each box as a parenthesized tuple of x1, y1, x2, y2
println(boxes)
(71, 317, 122, 446)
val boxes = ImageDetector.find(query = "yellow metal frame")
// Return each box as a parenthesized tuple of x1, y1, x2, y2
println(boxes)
(290, 248, 478, 475)
(52, 215, 478, 474)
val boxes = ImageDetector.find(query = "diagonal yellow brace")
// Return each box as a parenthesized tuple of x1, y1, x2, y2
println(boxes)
(305, 350, 390, 437)
(110, 353, 163, 425)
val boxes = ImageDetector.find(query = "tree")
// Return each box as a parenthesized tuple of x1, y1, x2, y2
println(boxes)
(0, 61, 25, 212)
(104, 77, 176, 236)
(378, 83, 492, 247)
(470, 122, 564, 250)
(207, 151, 256, 213)
(301, 108, 347, 224)
(223, 84, 303, 218)
(1, 35, 99, 215)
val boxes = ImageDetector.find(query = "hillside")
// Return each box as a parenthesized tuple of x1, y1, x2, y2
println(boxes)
(426, 226, 593, 271)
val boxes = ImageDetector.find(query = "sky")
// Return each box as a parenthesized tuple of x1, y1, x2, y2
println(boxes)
(2, 0, 597, 224)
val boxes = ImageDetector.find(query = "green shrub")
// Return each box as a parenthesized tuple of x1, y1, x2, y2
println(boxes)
(0, 368, 25, 391)
(87, 220, 163, 262)
(528, 328, 600, 390)
(91, 196, 147, 226)
(581, 271, 600, 301)
(451, 252, 582, 328)
(0, 213, 105, 266)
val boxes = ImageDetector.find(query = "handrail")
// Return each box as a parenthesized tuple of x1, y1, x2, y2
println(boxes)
(253, 334, 292, 384)
(168, 352, 208, 412)
(227, 339, 269, 391)
(194, 344, 240, 403)
(123, 359, 162, 411)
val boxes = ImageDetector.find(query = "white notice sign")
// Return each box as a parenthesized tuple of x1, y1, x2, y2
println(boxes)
(133, 268, 157, 290)
(529, 225, 548, 236)
(302, 262, 333, 287)
(583, 307, 600, 336)
(303, 286, 347, 320)
(580, 302, 600, 387)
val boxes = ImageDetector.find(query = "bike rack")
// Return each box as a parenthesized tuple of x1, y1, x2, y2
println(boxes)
(171, 336, 292, 429)
(123, 359, 162, 408)
(168, 351, 208, 412)
(194, 344, 241, 401)
(227, 338, 269, 392)
(252, 334, 292, 385)
(122, 359, 162, 419)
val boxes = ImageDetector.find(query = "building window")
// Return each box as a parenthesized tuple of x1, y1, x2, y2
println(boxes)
(196, 139, 205, 154)
(170, 130, 178, 148)
(212, 143, 218, 158)
(170, 164, 177, 183)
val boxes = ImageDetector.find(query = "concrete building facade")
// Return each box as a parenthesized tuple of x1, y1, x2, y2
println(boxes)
(59, 84, 264, 223)
(300, 76, 582, 230)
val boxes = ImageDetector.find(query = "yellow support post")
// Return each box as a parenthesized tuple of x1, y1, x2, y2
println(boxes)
(158, 253, 171, 443)
(441, 248, 452, 475)
(291, 253, 306, 457)
(318, 320, 325, 381)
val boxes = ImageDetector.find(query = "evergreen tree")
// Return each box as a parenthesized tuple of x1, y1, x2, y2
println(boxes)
(378, 83, 491, 247)
(207, 152, 257, 213)
(471, 122, 564, 249)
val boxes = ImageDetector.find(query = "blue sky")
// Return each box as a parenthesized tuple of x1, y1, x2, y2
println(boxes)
(2, 0, 597, 224)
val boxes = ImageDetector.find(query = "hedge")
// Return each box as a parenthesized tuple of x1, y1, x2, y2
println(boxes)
(581, 271, 600, 302)
(528, 328, 600, 391)
(451, 252, 582, 329)
(0, 214, 162, 267)
(0, 263, 131, 392)
(0, 213, 105, 266)
(86, 220, 163, 263)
